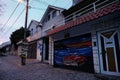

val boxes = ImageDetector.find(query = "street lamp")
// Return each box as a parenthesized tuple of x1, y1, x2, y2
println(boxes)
(18, 0, 29, 65)
(18, 0, 23, 3)
(18, 0, 29, 39)
(24, 0, 29, 40)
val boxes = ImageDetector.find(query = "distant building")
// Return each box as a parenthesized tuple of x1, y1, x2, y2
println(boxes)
(0, 41, 11, 55)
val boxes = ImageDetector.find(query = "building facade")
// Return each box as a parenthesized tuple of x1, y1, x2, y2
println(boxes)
(27, 20, 42, 61)
(40, 5, 65, 64)
(0, 41, 11, 55)
(47, 0, 120, 76)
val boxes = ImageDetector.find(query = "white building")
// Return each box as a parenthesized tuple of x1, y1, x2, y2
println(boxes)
(40, 5, 65, 64)
(26, 20, 42, 61)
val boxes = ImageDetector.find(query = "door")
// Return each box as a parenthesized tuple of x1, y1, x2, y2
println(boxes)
(43, 37, 49, 61)
(27, 42, 37, 59)
(98, 29, 120, 76)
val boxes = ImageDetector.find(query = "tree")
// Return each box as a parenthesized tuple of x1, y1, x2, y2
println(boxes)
(10, 27, 30, 49)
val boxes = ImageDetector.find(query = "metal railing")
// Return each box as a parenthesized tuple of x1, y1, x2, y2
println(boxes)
(65, 0, 118, 23)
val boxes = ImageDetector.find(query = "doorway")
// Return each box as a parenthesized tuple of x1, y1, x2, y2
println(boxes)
(44, 37, 49, 60)
(98, 29, 120, 75)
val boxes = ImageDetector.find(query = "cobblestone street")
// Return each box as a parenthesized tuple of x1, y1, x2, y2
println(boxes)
(0, 55, 97, 80)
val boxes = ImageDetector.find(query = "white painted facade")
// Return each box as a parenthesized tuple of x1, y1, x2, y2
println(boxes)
(27, 20, 42, 61)
(27, 20, 41, 42)
(36, 40, 43, 61)
(41, 5, 65, 37)
(26, 6, 65, 62)
(40, 5, 65, 64)
(42, 14, 65, 36)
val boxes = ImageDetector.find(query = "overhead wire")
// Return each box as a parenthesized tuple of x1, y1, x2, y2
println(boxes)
(0, 0, 71, 39)
(1, 8, 25, 37)
(0, 3, 20, 32)
(0, 0, 33, 37)
(34, 0, 50, 5)
(29, 0, 54, 11)
(0, 8, 25, 38)
(4, 0, 71, 33)
(29, 6, 45, 10)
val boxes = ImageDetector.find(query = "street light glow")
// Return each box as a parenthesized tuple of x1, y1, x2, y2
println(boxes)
(18, 0, 23, 3)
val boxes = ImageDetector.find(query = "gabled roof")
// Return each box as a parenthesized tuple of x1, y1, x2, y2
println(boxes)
(0, 41, 11, 48)
(28, 20, 39, 29)
(40, 5, 65, 23)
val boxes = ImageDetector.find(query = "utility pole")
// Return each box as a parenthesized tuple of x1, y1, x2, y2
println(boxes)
(24, 0, 29, 40)
(20, 0, 29, 65)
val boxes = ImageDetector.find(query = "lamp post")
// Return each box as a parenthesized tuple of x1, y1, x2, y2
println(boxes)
(24, 0, 29, 40)
(19, 0, 29, 65)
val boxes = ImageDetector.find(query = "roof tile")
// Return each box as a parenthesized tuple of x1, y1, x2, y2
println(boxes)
(47, 1, 120, 35)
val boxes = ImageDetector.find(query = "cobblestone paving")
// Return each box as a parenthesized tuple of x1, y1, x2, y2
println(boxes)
(0, 56, 96, 80)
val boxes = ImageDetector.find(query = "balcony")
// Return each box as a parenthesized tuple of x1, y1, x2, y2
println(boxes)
(65, 0, 119, 22)
(47, 0, 120, 35)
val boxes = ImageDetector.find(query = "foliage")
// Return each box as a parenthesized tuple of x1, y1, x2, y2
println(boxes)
(9, 27, 30, 49)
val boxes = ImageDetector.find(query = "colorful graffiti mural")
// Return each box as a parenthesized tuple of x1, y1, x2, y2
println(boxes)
(54, 33, 94, 72)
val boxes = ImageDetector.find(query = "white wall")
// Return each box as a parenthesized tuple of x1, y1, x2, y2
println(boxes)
(41, 8, 65, 64)
(42, 14, 65, 36)
(36, 40, 43, 61)
(49, 36, 54, 65)
(17, 46, 22, 56)
(27, 31, 41, 42)
(27, 20, 42, 42)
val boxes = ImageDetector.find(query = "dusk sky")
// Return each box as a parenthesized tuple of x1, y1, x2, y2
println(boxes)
(0, 0, 72, 44)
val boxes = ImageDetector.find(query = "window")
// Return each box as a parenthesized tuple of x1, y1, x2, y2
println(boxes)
(36, 26, 39, 32)
(47, 14, 50, 21)
(36, 25, 41, 33)
(30, 28, 33, 35)
(52, 11, 56, 18)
